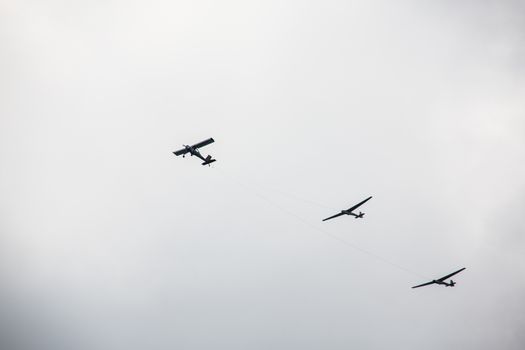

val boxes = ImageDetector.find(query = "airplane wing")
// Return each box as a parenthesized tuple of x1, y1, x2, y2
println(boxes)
(411, 281, 435, 289)
(173, 148, 189, 156)
(346, 196, 372, 212)
(436, 267, 466, 282)
(192, 138, 215, 149)
(322, 212, 345, 222)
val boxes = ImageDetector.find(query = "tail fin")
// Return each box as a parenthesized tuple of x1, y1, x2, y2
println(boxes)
(202, 155, 216, 166)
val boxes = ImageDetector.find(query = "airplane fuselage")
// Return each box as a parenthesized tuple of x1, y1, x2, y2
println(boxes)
(182, 145, 206, 161)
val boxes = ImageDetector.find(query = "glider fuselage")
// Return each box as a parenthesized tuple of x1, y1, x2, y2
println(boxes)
(342, 210, 364, 218)
(435, 280, 456, 287)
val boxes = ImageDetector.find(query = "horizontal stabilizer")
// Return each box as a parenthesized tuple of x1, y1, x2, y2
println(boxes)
(202, 157, 216, 166)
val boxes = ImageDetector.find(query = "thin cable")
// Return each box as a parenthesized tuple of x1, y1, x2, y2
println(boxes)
(250, 183, 337, 211)
(217, 168, 428, 280)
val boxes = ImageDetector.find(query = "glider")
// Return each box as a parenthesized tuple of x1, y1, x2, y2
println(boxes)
(322, 196, 372, 222)
(173, 138, 216, 166)
(412, 268, 466, 289)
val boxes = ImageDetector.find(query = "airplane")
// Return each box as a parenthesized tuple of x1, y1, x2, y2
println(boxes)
(173, 138, 216, 166)
(322, 196, 372, 222)
(411, 267, 466, 289)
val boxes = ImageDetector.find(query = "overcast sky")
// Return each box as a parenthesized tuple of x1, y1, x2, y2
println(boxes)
(1, 1, 525, 349)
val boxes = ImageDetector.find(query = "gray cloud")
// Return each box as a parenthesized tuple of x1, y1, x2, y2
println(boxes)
(1, 1, 524, 349)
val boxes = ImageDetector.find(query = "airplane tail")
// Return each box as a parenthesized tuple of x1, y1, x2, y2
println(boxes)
(202, 155, 216, 166)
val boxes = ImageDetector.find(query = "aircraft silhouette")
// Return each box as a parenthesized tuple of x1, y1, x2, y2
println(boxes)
(322, 196, 372, 222)
(173, 138, 216, 166)
(412, 268, 466, 289)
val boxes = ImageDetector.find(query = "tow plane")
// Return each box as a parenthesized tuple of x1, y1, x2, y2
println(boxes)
(173, 138, 216, 166)
(411, 268, 466, 289)
(322, 196, 372, 222)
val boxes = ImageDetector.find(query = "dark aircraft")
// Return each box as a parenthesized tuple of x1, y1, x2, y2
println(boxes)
(322, 196, 372, 222)
(412, 268, 466, 289)
(173, 138, 216, 166)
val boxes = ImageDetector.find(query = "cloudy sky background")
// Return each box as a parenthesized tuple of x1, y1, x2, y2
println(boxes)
(1, 0, 524, 349)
